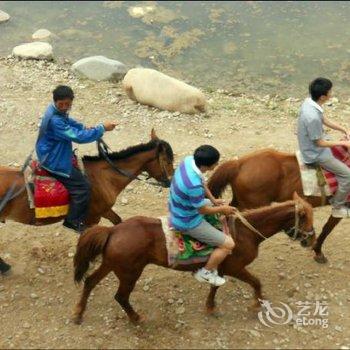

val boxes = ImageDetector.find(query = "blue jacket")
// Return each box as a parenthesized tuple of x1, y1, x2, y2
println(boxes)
(36, 104, 105, 177)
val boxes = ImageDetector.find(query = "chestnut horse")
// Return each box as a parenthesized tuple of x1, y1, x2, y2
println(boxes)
(72, 194, 313, 324)
(0, 129, 174, 272)
(207, 148, 342, 264)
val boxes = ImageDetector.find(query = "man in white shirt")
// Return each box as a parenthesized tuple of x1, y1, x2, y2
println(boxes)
(297, 77, 350, 218)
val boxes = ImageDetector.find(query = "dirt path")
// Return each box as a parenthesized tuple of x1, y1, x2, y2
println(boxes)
(1, 57, 350, 349)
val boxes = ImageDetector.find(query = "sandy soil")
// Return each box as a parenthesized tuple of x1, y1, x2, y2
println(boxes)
(1, 57, 350, 349)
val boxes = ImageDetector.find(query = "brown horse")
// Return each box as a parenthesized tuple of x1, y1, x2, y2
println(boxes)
(0, 129, 174, 271)
(207, 148, 342, 264)
(72, 193, 313, 324)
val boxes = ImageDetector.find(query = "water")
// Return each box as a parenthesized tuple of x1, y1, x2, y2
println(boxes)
(1, 1, 350, 97)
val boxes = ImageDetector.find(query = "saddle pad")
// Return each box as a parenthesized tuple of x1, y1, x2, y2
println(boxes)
(297, 146, 350, 201)
(160, 217, 213, 268)
(30, 161, 70, 219)
(324, 145, 350, 201)
(296, 150, 332, 197)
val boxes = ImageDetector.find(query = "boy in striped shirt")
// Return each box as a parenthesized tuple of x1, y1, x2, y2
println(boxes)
(168, 145, 236, 286)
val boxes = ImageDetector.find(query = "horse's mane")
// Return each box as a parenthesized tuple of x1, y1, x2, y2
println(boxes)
(241, 200, 296, 223)
(83, 139, 174, 162)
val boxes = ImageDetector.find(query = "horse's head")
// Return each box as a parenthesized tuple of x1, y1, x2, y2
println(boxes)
(143, 129, 174, 188)
(284, 192, 316, 247)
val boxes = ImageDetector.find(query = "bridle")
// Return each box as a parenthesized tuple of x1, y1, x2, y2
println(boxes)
(97, 139, 170, 188)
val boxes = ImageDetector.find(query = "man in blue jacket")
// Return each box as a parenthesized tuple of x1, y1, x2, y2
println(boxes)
(36, 85, 117, 233)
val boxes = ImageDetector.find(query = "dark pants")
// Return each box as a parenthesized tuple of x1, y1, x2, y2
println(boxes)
(49, 167, 91, 226)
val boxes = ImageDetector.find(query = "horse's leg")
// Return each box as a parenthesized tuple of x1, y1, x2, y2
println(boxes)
(206, 286, 219, 315)
(313, 215, 342, 264)
(73, 263, 111, 325)
(0, 257, 11, 275)
(84, 215, 102, 227)
(102, 209, 122, 225)
(114, 268, 144, 324)
(233, 268, 263, 310)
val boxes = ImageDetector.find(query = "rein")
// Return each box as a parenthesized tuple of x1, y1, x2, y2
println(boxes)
(232, 202, 303, 241)
(233, 211, 268, 240)
(97, 139, 167, 188)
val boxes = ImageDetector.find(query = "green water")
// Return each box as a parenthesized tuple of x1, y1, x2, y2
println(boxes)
(1, 1, 350, 96)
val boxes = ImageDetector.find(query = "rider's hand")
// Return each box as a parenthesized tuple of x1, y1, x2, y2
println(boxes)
(213, 198, 227, 206)
(103, 122, 118, 131)
(342, 140, 350, 149)
(220, 205, 237, 216)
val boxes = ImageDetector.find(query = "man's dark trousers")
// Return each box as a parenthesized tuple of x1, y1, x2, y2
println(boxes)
(49, 167, 91, 227)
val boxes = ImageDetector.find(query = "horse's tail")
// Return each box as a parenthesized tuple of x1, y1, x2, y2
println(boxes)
(74, 225, 113, 283)
(208, 159, 239, 202)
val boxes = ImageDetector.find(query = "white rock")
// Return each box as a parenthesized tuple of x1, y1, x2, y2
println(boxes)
(123, 68, 207, 114)
(71, 55, 127, 82)
(128, 5, 155, 18)
(175, 306, 185, 315)
(0, 10, 10, 23)
(12, 42, 53, 60)
(32, 29, 52, 40)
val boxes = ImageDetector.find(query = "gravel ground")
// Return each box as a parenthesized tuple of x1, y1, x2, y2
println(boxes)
(1, 57, 350, 349)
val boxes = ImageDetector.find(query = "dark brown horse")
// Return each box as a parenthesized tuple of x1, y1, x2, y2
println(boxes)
(0, 129, 174, 272)
(72, 193, 313, 324)
(207, 148, 342, 264)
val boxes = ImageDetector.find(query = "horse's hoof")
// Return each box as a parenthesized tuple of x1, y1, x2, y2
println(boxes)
(313, 253, 328, 264)
(248, 303, 262, 313)
(206, 306, 216, 315)
(72, 314, 83, 325)
(130, 314, 146, 325)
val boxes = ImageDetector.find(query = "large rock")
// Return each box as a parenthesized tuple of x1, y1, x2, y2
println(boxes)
(71, 55, 127, 82)
(122, 68, 207, 114)
(12, 42, 53, 60)
(32, 29, 52, 40)
(0, 10, 10, 23)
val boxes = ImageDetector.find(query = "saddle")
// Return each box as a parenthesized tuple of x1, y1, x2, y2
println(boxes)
(297, 145, 350, 204)
(161, 214, 226, 267)
(25, 160, 77, 219)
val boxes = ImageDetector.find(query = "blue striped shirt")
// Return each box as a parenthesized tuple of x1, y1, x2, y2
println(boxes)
(168, 156, 207, 230)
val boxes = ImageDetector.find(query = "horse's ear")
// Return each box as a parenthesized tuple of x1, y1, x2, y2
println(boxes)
(151, 128, 158, 140)
(293, 191, 302, 201)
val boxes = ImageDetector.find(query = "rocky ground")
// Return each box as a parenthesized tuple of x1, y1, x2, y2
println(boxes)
(1, 57, 350, 349)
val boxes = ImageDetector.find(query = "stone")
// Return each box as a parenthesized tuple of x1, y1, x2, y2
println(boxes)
(30, 293, 39, 299)
(12, 42, 53, 60)
(123, 68, 207, 114)
(71, 56, 127, 82)
(32, 29, 52, 40)
(175, 306, 185, 315)
(31, 241, 45, 259)
(249, 330, 261, 338)
(0, 10, 10, 23)
(128, 5, 155, 18)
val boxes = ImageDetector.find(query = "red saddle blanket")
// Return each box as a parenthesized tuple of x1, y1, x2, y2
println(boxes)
(30, 161, 69, 219)
(324, 145, 350, 200)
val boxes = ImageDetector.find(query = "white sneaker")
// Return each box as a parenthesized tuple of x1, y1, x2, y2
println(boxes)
(332, 206, 350, 218)
(194, 268, 226, 286)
